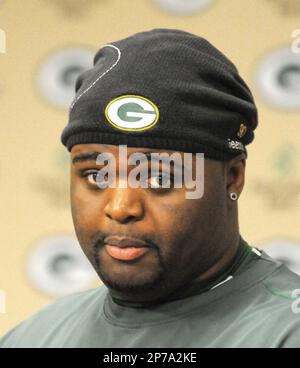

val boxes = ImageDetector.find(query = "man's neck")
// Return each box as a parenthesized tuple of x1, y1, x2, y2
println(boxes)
(187, 232, 241, 288)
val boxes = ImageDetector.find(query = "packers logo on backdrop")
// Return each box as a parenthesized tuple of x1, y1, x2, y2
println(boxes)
(105, 95, 159, 132)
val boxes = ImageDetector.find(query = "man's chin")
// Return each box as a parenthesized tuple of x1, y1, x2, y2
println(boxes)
(96, 269, 163, 294)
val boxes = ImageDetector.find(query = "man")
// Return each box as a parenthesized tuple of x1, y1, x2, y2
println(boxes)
(1, 28, 300, 348)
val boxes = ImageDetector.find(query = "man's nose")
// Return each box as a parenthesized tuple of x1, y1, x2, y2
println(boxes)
(104, 187, 145, 224)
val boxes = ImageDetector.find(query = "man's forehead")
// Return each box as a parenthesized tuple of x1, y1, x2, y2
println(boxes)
(70, 143, 186, 157)
(69, 144, 223, 173)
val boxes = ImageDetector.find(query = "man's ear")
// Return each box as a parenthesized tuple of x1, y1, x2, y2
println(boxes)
(224, 153, 246, 197)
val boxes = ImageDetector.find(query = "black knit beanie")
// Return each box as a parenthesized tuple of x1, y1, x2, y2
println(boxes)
(61, 28, 258, 161)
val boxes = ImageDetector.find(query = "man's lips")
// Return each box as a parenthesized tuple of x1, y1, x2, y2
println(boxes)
(103, 235, 151, 261)
(104, 235, 151, 248)
(105, 245, 149, 261)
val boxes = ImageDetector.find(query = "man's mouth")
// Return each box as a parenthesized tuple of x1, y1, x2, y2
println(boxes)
(104, 235, 151, 261)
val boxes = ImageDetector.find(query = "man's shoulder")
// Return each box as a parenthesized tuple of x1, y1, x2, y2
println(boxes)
(260, 258, 300, 348)
(259, 251, 300, 298)
(27, 284, 107, 318)
(0, 285, 108, 348)
(249, 254, 300, 347)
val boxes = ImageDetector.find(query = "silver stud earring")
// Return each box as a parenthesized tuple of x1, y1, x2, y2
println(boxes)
(229, 192, 238, 201)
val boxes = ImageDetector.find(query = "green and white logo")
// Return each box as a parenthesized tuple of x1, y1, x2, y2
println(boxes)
(105, 95, 159, 132)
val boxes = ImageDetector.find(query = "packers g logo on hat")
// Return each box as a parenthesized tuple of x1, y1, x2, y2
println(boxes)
(105, 95, 159, 132)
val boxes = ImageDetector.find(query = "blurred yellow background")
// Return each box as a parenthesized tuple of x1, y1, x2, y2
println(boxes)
(1, 0, 300, 336)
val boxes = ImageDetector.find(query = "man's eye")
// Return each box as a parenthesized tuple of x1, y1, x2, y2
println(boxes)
(81, 171, 174, 190)
(147, 174, 174, 188)
(82, 171, 107, 187)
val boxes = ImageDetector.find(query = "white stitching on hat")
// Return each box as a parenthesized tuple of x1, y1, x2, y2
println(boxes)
(70, 44, 121, 110)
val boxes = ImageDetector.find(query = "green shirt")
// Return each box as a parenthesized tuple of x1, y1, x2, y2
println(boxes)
(1, 238, 300, 348)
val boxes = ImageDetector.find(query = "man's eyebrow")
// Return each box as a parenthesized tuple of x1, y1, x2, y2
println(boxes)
(72, 151, 187, 171)
(143, 153, 185, 171)
(72, 152, 102, 164)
